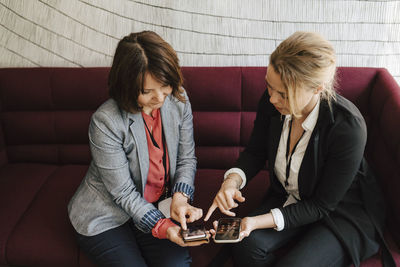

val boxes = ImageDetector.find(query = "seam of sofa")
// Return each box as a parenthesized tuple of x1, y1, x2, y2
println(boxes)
(368, 69, 384, 123)
(3, 164, 60, 266)
(0, 125, 8, 168)
(368, 68, 381, 117)
(0, 100, 9, 167)
(49, 70, 63, 165)
(364, 68, 380, 161)
(366, 69, 386, 165)
(240, 67, 245, 147)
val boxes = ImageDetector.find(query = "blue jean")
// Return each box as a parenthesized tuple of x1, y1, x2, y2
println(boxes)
(76, 220, 191, 267)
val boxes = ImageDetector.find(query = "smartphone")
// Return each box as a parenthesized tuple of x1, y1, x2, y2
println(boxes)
(181, 225, 208, 242)
(214, 218, 241, 243)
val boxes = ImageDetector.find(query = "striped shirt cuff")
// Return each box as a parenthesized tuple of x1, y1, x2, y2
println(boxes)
(138, 209, 165, 233)
(172, 182, 194, 202)
(270, 208, 285, 231)
(223, 168, 247, 190)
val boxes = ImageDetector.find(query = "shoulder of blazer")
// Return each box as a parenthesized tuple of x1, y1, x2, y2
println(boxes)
(164, 88, 191, 119)
(315, 94, 367, 157)
(93, 91, 189, 128)
(174, 88, 190, 107)
(91, 98, 131, 138)
(316, 94, 366, 130)
(333, 94, 365, 122)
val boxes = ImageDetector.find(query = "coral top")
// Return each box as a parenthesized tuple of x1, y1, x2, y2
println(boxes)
(142, 109, 170, 203)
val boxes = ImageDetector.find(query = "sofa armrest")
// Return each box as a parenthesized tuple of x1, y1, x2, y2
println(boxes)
(369, 68, 400, 248)
(369, 68, 400, 164)
(369, 69, 400, 166)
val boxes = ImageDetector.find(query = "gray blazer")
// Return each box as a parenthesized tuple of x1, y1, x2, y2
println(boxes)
(68, 91, 196, 236)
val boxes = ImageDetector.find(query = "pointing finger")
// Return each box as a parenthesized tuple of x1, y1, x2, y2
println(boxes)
(179, 213, 187, 230)
(204, 202, 217, 221)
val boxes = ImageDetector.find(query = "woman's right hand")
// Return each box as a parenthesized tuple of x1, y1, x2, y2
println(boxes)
(166, 226, 210, 247)
(204, 174, 246, 221)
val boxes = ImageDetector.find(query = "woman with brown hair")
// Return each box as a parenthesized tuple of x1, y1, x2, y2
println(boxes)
(68, 31, 207, 267)
(205, 32, 394, 267)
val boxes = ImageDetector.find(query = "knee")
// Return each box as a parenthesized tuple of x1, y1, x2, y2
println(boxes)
(161, 246, 191, 267)
(232, 234, 274, 266)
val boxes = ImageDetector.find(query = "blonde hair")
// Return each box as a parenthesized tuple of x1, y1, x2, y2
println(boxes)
(270, 31, 337, 117)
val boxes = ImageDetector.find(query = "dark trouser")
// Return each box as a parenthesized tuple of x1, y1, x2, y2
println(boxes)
(230, 196, 354, 267)
(232, 222, 351, 267)
(76, 220, 191, 267)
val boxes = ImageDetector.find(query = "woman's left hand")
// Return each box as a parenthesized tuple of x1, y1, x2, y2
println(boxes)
(210, 216, 258, 241)
(237, 217, 258, 240)
(166, 225, 210, 247)
(171, 192, 203, 230)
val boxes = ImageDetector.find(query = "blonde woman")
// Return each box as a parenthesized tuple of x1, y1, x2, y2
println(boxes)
(205, 32, 394, 267)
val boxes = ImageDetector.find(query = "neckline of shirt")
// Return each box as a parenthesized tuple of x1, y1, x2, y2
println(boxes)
(284, 98, 321, 132)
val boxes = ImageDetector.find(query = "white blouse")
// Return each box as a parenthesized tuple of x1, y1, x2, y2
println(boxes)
(224, 99, 320, 231)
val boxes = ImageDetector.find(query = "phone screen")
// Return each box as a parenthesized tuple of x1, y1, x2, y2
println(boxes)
(215, 218, 241, 242)
(181, 225, 207, 242)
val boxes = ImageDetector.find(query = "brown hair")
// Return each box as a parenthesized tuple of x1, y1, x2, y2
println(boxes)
(108, 31, 185, 112)
(270, 31, 337, 117)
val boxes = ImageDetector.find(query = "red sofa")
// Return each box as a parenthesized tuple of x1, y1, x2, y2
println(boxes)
(0, 67, 399, 267)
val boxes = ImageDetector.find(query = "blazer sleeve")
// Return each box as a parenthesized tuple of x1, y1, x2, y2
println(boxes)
(171, 93, 197, 201)
(280, 113, 367, 229)
(89, 110, 164, 233)
(235, 90, 271, 180)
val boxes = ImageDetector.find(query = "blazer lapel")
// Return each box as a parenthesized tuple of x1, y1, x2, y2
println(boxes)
(160, 96, 178, 180)
(298, 130, 319, 197)
(298, 99, 334, 198)
(128, 112, 149, 194)
(269, 115, 284, 180)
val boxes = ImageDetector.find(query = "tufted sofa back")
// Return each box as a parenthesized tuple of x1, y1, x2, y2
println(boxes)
(0, 67, 266, 169)
(0, 68, 108, 165)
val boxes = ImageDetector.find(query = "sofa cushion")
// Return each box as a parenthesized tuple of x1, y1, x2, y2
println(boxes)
(195, 147, 241, 170)
(0, 163, 58, 264)
(5, 165, 88, 267)
(193, 111, 241, 147)
(241, 67, 267, 111)
(182, 67, 242, 112)
(335, 67, 377, 115)
(0, 68, 107, 165)
(3, 110, 92, 164)
(0, 68, 109, 111)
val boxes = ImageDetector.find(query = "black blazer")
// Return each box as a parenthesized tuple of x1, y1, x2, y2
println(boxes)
(235, 90, 387, 266)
